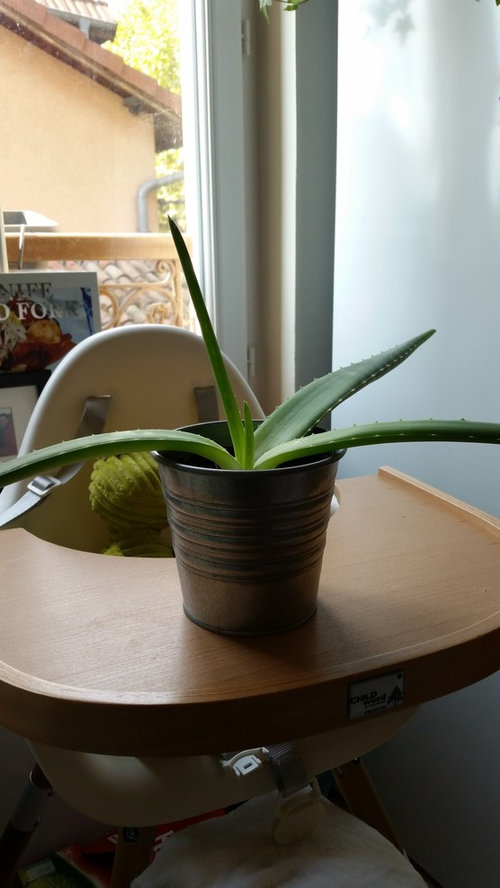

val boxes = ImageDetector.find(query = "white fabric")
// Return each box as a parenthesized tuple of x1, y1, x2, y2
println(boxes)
(132, 792, 426, 888)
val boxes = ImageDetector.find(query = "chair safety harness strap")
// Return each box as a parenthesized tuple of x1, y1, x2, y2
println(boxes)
(0, 384, 221, 529)
(0, 395, 111, 528)
(220, 744, 324, 845)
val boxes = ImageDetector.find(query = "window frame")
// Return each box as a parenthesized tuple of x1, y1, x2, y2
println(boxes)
(181, 0, 256, 380)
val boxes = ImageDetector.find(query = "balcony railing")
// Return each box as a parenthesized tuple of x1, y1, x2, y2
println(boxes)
(5, 232, 193, 331)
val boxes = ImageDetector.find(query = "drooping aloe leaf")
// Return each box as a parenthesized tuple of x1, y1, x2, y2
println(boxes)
(168, 217, 246, 465)
(0, 429, 241, 487)
(253, 329, 436, 461)
(1, 419, 499, 485)
(254, 419, 500, 469)
(242, 402, 255, 469)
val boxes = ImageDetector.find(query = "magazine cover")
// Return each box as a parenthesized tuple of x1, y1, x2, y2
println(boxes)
(0, 271, 100, 373)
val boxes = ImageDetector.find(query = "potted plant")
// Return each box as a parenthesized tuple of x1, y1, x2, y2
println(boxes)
(0, 218, 499, 635)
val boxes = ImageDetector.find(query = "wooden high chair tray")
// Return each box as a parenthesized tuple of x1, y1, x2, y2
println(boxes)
(0, 467, 498, 757)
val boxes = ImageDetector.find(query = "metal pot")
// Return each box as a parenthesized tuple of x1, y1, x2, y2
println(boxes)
(154, 422, 344, 636)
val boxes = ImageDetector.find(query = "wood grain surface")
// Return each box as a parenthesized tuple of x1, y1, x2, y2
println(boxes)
(0, 468, 498, 756)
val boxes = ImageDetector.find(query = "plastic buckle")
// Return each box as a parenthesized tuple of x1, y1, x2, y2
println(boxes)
(263, 743, 325, 845)
(27, 475, 63, 498)
(272, 778, 324, 845)
(219, 749, 264, 778)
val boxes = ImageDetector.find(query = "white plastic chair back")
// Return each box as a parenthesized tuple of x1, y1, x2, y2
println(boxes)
(0, 325, 263, 552)
(0, 324, 417, 866)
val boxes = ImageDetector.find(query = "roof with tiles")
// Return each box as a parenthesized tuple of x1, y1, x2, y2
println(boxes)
(34, 0, 116, 43)
(36, 0, 116, 25)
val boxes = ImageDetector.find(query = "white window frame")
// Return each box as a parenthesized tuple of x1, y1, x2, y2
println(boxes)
(181, 0, 338, 403)
(180, 0, 255, 379)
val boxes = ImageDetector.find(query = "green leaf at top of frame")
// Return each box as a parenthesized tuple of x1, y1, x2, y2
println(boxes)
(168, 216, 247, 466)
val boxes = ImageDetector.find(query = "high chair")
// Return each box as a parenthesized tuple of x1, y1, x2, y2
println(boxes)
(0, 325, 498, 887)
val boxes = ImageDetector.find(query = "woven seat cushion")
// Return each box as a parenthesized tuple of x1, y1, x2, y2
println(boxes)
(132, 792, 426, 888)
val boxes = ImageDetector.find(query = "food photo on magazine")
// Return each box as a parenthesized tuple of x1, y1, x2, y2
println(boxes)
(0, 271, 100, 374)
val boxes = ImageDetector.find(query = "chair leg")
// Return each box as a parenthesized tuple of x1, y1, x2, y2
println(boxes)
(333, 758, 405, 853)
(0, 764, 53, 886)
(110, 826, 156, 888)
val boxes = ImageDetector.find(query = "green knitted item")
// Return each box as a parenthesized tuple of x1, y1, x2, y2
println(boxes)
(89, 452, 173, 557)
(103, 529, 173, 558)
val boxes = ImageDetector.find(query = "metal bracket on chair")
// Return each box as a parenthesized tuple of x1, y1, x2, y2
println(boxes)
(27, 475, 63, 498)
(194, 386, 219, 422)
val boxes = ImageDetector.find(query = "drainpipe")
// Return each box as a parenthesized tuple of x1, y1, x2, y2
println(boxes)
(136, 172, 184, 232)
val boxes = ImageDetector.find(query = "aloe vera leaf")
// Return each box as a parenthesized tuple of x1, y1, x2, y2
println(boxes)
(168, 217, 246, 465)
(254, 419, 500, 469)
(253, 329, 436, 461)
(0, 429, 240, 487)
(242, 401, 255, 469)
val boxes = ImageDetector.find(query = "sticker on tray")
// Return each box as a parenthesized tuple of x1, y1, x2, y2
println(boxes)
(348, 671, 404, 718)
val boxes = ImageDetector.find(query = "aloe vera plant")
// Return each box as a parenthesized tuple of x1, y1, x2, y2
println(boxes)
(0, 216, 499, 489)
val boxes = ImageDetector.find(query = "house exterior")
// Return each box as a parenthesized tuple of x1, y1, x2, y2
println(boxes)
(0, 0, 181, 232)
(34, 0, 118, 45)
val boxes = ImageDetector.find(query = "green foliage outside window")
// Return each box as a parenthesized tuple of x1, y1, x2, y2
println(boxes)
(104, 0, 184, 231)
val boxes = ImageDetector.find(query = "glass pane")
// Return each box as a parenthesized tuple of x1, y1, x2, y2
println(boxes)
(1, 0, 184, 233)
(1, 0, 195, 329)
(107, 0, 185, 233)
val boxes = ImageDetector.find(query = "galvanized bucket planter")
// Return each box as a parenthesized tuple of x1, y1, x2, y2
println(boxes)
(155, 422, 343, 636)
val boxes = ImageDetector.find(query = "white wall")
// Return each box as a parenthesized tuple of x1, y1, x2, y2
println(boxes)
(332, 0, 500, 516)
(332, 2, 500, 886)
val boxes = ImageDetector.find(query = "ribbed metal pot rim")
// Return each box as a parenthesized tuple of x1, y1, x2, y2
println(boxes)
(153, 420, 346, 475)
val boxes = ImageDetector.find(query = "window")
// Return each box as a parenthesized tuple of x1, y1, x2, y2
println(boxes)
(0, 0, 255, 376)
